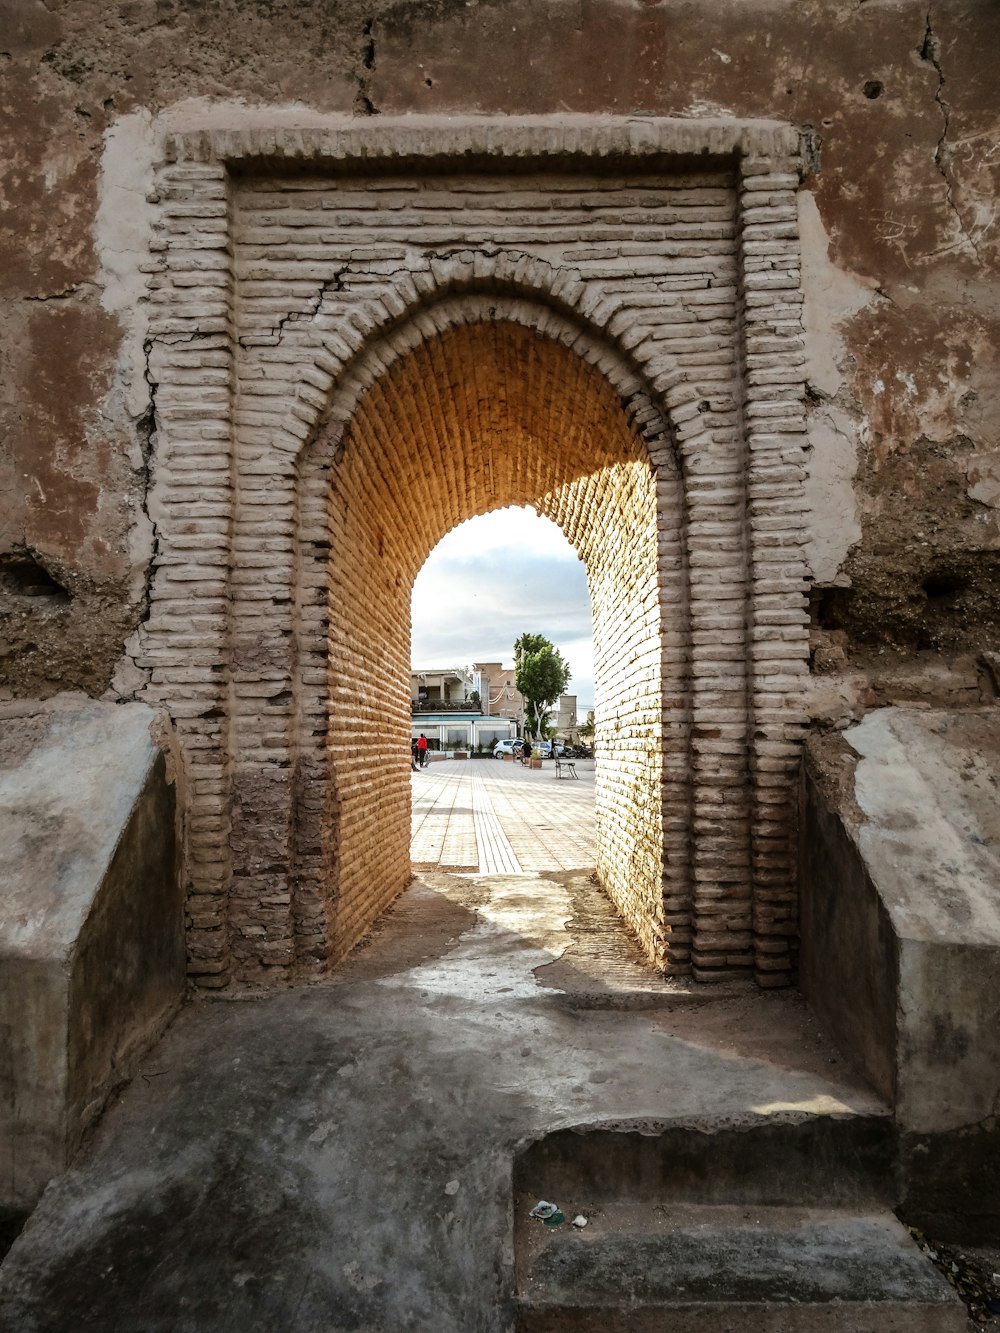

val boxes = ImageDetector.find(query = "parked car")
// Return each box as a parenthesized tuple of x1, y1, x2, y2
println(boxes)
(534, 740, 554, 758)
(493, 738, 525, 759)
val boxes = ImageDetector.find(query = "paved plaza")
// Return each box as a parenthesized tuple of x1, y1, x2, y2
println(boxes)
(410, 755, 595, 874)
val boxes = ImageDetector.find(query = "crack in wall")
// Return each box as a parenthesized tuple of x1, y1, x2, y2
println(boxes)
(921, 5, 981, 262)
(23, 283, 86, 302)
(353, 17, 380, 116)
(239, 270, 347, 349)
(799, 123, 822, 177)
(123, 336, 160, 697)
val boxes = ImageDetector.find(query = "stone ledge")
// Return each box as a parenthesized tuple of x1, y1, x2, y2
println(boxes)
(0, 699, 185, 1210)
(800, 707, 1000, 1236)
(163, 114, 803, 170)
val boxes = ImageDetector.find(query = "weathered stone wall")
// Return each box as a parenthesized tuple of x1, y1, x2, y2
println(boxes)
(1, 1, 997, 988)
(2, 0, 997, 698)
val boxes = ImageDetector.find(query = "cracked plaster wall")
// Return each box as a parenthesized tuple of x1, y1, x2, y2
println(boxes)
(1, 0, 999, 701)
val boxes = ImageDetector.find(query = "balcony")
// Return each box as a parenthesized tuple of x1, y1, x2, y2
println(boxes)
(412, 699, 484, 714)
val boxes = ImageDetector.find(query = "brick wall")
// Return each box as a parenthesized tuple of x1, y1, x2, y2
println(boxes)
(141, 118, 809, 989)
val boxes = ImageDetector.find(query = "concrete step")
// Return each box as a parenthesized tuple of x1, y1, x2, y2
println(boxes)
(514, 1115, 901, 1211)
(515, 1204, 967, 1331)
(513, 1116, 968, 1331)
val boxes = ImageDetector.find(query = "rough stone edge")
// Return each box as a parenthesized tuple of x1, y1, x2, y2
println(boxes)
(163, 116, 805, 169)
(736, 149, 811, 989)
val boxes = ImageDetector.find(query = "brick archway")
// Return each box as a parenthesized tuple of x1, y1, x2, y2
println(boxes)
(294, 310, 684, 978)
(140, 117, 810, 990)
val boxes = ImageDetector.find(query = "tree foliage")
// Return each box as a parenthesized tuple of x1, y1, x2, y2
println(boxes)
(514, 633, 571, 740)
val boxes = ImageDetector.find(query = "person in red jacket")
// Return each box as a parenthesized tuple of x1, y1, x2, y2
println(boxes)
(417, 733, 428, 767)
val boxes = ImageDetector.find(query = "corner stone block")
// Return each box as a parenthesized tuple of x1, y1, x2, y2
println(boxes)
(800, 707, 1000, 1237)
(0, 699, 184, 1212)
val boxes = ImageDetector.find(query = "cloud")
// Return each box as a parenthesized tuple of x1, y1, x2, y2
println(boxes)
(411, 507, 595, 708)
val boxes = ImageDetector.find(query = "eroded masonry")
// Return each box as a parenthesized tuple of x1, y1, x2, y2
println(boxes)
(4, 3, 1000, 1310)
(136, 120, 810, 989)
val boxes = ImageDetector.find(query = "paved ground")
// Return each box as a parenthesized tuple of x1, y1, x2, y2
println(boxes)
(0, 764, 889, 1331)
(411, 756, 595, 873)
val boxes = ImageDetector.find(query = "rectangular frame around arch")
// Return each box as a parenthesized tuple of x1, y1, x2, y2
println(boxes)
(140, 116, 810, 989)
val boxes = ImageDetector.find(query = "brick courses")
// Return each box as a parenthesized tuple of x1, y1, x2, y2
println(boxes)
(140, 117, 808, 989)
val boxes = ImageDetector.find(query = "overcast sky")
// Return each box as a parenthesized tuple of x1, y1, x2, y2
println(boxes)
(411, 506, 595, 711)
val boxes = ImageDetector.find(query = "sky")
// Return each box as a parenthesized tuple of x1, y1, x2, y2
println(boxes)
(411, 506, 595, 711)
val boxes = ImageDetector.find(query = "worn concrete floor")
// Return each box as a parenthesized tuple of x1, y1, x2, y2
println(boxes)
(1, 861, 887, 1331)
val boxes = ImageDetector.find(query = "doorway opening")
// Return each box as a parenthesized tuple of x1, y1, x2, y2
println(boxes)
(318, 317, 670, 971)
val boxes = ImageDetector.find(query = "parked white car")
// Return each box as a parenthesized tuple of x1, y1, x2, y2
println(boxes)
(493, 739, 524, 759)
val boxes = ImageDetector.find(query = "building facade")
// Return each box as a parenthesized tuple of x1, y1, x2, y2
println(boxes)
(411, 665, 516, 751)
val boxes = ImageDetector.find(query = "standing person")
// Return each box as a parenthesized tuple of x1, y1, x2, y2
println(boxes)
(410, 738, 419, 771)
(417, 733, 428, 767)
(520, 739, 532, 766)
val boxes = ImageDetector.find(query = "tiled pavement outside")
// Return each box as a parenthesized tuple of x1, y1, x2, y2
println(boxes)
(410, 756, 595, 873)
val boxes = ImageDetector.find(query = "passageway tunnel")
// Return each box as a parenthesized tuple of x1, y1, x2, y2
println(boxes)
(319, 317, 674, 970)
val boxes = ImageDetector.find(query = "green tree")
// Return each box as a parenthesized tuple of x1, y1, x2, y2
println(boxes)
(514, 633, 571, 741)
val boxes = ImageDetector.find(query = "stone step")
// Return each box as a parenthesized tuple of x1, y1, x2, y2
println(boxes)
(514, 1115, 900, 1211)
(515, 1204, 968, 1332)
(513, 1116, 968, 1331)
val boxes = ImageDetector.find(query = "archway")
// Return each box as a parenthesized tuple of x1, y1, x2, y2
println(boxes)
(141, 118, 810, 992)
(311, 317, 674, 972)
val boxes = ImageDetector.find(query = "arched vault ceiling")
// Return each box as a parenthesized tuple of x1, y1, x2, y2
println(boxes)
(343, 319, 649, 577)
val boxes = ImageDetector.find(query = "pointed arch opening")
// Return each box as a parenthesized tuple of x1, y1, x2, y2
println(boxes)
(305, 317, 683, 971)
